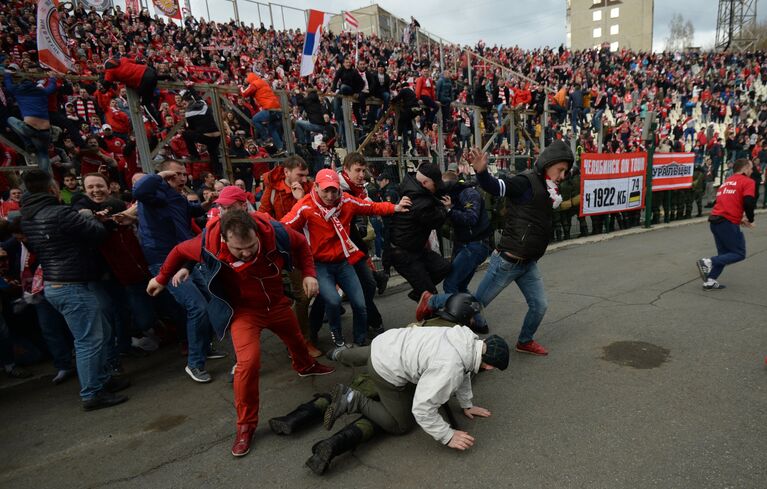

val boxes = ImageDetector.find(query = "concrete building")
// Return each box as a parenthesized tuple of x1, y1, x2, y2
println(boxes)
(327, 4, 443, 45)
(566, 0, 654, 52)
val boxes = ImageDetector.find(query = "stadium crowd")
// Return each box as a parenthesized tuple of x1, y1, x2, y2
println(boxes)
(1, 0, 767, 466)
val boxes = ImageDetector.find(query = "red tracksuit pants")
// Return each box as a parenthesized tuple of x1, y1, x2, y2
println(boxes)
(231, 303, 314, 427)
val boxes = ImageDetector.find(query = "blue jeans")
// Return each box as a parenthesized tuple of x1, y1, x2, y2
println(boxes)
(295, 120, 326, 144)
(252, 110, 283, 149)
(315, 261, 367, 344)
(353, 259, 382, 328)
(370, 217, 384, 257)
(709, 220, 746, 280)
(44, 282, 111, 400)
(443, 241, 490, 294)
(430, 251, 548, 343)
(7, 117, 51, 174)
(149, 264, 210, 369)
(34, 299, 74, 371)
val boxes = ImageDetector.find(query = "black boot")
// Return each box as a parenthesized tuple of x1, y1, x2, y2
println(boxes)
(269, 394, 331, 435)
(305, 423, 364, 475)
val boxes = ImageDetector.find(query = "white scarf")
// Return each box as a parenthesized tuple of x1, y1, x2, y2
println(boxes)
(546, 177, 562, 209)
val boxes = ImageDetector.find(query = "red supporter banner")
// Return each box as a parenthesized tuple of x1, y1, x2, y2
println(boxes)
(37, 0, 77, 73)
(579, 152, 647, 217)
(152, 0, 181, 20)
(651, 152, 695, 191)
(125, 0, 140, 13)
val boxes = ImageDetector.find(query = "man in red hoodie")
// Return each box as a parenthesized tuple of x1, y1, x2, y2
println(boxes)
(282, 169, 411, 347)
(258, 155, 319, 356)
(415, 67, 438, 125)
(147, 210, 334, 458)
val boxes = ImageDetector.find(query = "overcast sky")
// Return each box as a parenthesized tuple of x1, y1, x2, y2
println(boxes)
(156, 0, 765, 52)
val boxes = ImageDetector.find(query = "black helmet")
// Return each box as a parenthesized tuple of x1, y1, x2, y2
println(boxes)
(436, 293, 481, 326)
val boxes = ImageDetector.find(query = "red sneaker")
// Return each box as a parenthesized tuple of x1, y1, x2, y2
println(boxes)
(516, 340, 548, 356)
(416, 291, 434, 321)
(231, 425, 255, 457)
(298, 362, 335, 377)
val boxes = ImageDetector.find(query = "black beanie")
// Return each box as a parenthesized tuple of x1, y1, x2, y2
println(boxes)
(482, 335, 510, 370)
(534, 140, 575, 174)
(417, 162, 443, 189)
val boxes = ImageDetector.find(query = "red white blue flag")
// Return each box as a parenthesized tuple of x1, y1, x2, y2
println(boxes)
(300, 9, 331, 77)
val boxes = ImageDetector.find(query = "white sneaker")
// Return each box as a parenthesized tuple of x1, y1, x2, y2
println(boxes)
(132, 336, 159, 352)
(696, 258, 712, 282)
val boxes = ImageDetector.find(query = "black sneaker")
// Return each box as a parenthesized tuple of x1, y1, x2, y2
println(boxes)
(207, 345, 228, 360)
(374, 271, 389, 295)
(82, 390, 129, 411)
(5, 366, 32, 379)
(104, 377, 131, 393)
(330, 331, 346, 348)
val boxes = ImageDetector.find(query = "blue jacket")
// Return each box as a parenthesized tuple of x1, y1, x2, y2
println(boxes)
(435, 76, 454, 104)
(445, 183, 491, 243)
(4, 74, 56, 120)
(133, 174, 205, 265)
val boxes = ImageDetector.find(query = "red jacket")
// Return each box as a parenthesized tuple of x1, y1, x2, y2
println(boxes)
(104, 58, 147, 89)
(106, 108, 131, 134)
(241, 73, 280, 110)
(259, 166, 313, 220)
(415, 76, 436, 100)
(281, 192, 395, 263)
(156, 212, 315, 310)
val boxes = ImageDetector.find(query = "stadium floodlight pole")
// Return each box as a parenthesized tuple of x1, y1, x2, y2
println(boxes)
(268, 2, 274, 27)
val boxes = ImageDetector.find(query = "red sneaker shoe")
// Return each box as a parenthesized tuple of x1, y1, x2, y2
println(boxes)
(298, 362, 335, 377)
(231, 425, 255, 457)
(416, 291, 434, 321)
(516, 340, 548, 356)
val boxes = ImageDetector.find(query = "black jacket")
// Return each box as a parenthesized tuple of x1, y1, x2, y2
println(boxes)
(392, 87, 419, 110)
(371, 72, 392, 98)
(20, 193, 107, 282)
(497, 170, 552, 261)
(298, 91, 327, 126)
(185, 100, 219, 134)
(332, 67, 364, 93)
(388, 174, 447, 252)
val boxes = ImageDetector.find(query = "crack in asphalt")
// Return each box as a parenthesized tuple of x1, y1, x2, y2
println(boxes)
(84, 433, 231, 489)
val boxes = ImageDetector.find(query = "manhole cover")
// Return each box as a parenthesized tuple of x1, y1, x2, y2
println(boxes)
(602, 341, 669, 369)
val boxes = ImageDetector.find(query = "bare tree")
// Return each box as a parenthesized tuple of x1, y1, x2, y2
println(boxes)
(665, 13, 695, 51)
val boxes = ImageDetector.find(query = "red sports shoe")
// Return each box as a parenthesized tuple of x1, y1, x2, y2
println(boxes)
(516, 340, 548, 356)
(231, 425, 255, 457)
(416, 291, 434, 321)
(298, 362, 335, 377)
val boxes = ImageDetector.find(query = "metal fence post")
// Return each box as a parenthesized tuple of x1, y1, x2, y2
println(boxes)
(125, 88, 154, 173)
(341, 96, 356, 152)
(541, 97, 548, 150)
(437, 108, 445, 168)
(208, 90, 234, 181)
(509, 110, 516, 166)
(472, 108, 481, 149)
(278, 91, 295, 155)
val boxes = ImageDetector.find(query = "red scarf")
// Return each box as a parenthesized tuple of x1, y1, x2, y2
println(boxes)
(310, 187, 364, 264)
(341, 171, 367, 199)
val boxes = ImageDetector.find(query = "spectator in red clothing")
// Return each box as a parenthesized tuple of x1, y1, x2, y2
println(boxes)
(147, 209, 335, 458)
(103, 56, 161, 123)
(282, 169, 411, 347)
(258, 156, 318, 356)
(415, 67, 438, 125)
(1, 187, 22, 217)
(105, 99, 131, 138)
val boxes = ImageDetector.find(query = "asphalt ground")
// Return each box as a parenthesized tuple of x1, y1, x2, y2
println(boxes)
(1, 215, 766, 489)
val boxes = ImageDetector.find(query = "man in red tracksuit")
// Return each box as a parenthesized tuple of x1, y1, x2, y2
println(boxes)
(282, 169, 411, 347)
(147, 210, 334, 458)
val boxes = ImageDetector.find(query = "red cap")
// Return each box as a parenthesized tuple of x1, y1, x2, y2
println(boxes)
(315, 169, 340, 190)
(215, 186, 247, 206)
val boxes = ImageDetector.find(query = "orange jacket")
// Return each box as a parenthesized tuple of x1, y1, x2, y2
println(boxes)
(241, 73, 280, 110)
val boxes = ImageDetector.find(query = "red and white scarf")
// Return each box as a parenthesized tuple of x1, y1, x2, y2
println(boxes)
(310, 187, 365, 264)
(545, 175, 562, 209)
